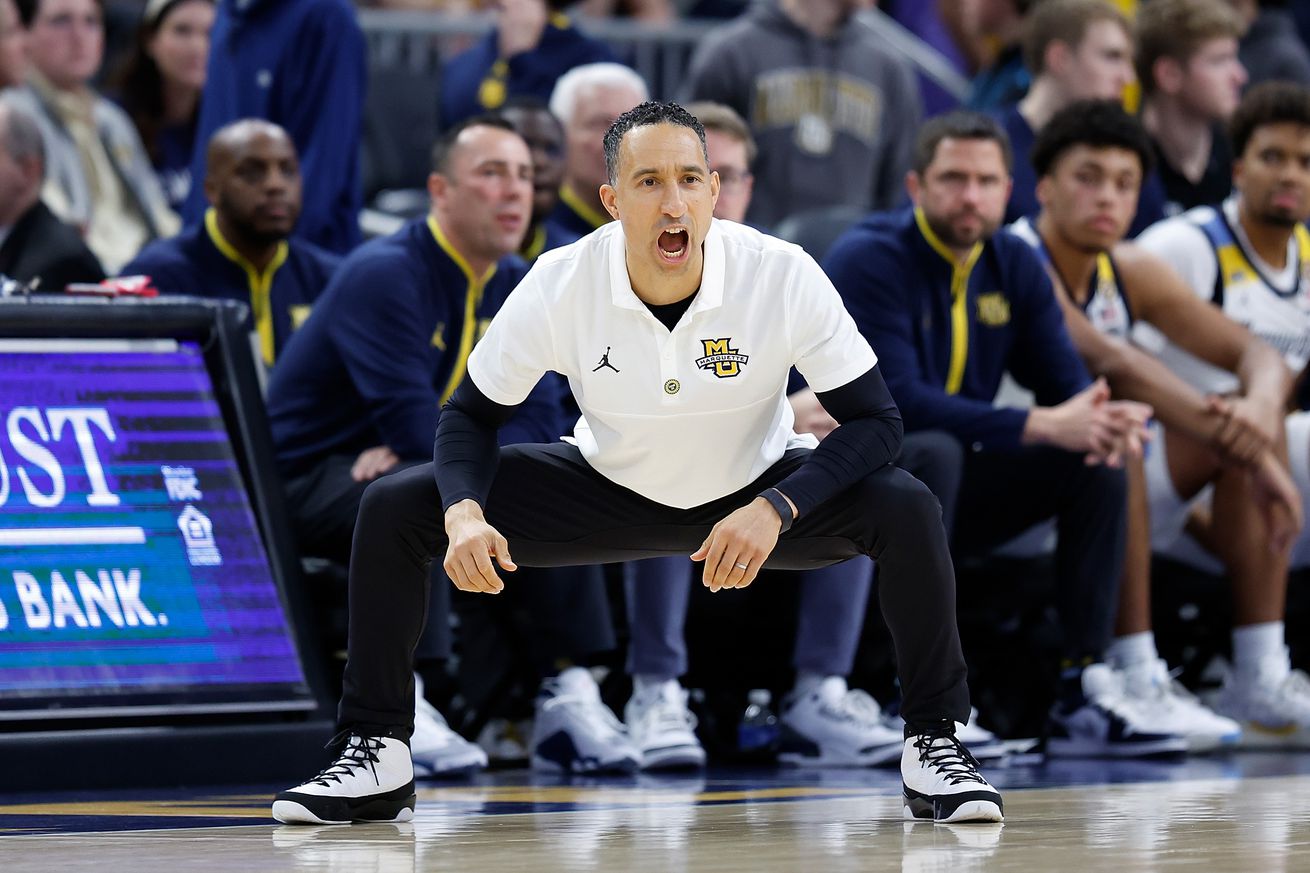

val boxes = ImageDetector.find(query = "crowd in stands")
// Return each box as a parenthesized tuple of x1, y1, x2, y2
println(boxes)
(4, 0, 1310, 775)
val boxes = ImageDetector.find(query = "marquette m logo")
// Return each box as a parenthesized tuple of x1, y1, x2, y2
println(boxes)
(696, 337, 749, 378)
(975, 292, 1010, 327)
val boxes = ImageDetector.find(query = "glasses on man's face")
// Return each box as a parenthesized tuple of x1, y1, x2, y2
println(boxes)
(714, 168, 753, 189)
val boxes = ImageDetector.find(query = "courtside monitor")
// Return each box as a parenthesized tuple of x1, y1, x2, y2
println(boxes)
(0, 297, 317, 722)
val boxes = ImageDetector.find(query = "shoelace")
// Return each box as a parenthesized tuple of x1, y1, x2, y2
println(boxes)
(913, 731, 987, 786)
(308, 734, 384, 788)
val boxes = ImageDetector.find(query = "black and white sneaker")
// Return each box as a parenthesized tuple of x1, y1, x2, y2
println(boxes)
(902, 724, 1004, 823)
(1046, 664, 1189, 758)
(272, 734, 417, 825)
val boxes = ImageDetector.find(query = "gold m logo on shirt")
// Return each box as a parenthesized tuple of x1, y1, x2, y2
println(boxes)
(696, 338, 749, 378)
(976, 292, 1010, 327)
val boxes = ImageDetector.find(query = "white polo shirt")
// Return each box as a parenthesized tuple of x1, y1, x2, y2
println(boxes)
(466, 218, 878, 508)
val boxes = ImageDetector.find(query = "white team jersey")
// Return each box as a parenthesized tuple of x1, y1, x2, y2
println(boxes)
(466, 218, 878, 508)
(1136, 198, 1310, 394)
(1009, 218, 1132, 340)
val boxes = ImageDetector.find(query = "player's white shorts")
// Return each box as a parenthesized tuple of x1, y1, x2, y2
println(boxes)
(1288, 410, 1310, 568)
(1146, 412, 1310, 570)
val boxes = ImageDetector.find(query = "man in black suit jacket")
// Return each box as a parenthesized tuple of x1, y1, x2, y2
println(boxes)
(0, 99, 103, 291)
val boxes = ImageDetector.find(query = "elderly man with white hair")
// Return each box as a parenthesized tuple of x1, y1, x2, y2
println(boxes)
(546, 61, 648, 242)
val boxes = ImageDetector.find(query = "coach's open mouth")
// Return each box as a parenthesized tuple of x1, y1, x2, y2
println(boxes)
(658, 227, 689, 262)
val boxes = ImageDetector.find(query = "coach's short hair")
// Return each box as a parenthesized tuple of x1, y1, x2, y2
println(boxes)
(1031, 99, 1155, 178)
(602, 101, 707, 185)
(548, 63, 649, 126)
(1229, 81, 1310, 159)
(430, 114, 518, 174)
(912, 111, 1013, 175)
(1023, 0, 1132, 79)
(1135, 0, 1245, 98)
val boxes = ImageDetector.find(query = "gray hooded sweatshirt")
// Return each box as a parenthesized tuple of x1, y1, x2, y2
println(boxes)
(684, 1, 921, 227)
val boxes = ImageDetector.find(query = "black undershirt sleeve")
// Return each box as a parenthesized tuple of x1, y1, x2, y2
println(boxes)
(768, 364, 903, 519)
(434, 379, 518, 511)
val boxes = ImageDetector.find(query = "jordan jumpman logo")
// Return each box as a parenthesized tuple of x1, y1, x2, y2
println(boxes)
(593, 346, 620, 373)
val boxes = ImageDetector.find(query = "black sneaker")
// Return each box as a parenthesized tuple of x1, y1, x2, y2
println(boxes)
(901, 723, 1004, 823)
(272, 734, 417, 825)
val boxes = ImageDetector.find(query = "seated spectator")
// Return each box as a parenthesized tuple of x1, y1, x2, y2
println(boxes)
(825, 111, 1181, 758)
(1136, 0, 1247, 224)
(952, 0, 1034, 110)
(494, 96, 571, 262)
(9, 0, 178, 273)
(683, 100, 754, 225)
(440, 0, 616, 130)
(121, 120, 339, 366)
(883, 0, 972, 116)
(683, 0, 922, 227)
(546, 62, 646, 241)
(997, 0, 1135, 225)
(0, 98, 104, 289)
(265, 117, 629, 777)
(1227, 0, 1310, 87)
(111, 0, 216, 213)
(0, 0, 26, 89)
(183, 0, 366, 254)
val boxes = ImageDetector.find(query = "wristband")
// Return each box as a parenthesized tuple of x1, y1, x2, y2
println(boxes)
(760, 487, 795, 533)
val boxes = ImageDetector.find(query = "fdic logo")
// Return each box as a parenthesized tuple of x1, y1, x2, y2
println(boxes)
(695, 338, 748, 378)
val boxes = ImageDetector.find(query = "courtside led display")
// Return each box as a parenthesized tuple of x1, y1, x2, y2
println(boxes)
(0, 338, 311, 717)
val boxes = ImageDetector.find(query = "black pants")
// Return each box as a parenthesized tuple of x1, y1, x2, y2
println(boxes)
(285, 454, 615, 665)
(339, 443, 970, 735)
(900, 431, 965, 537)
(952, 445, 1126, 661)
(284, 454, 378, 567)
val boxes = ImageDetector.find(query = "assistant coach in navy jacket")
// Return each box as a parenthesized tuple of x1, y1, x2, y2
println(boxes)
(266, 118, 565, 557)
(824, 111, 1157, 757)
